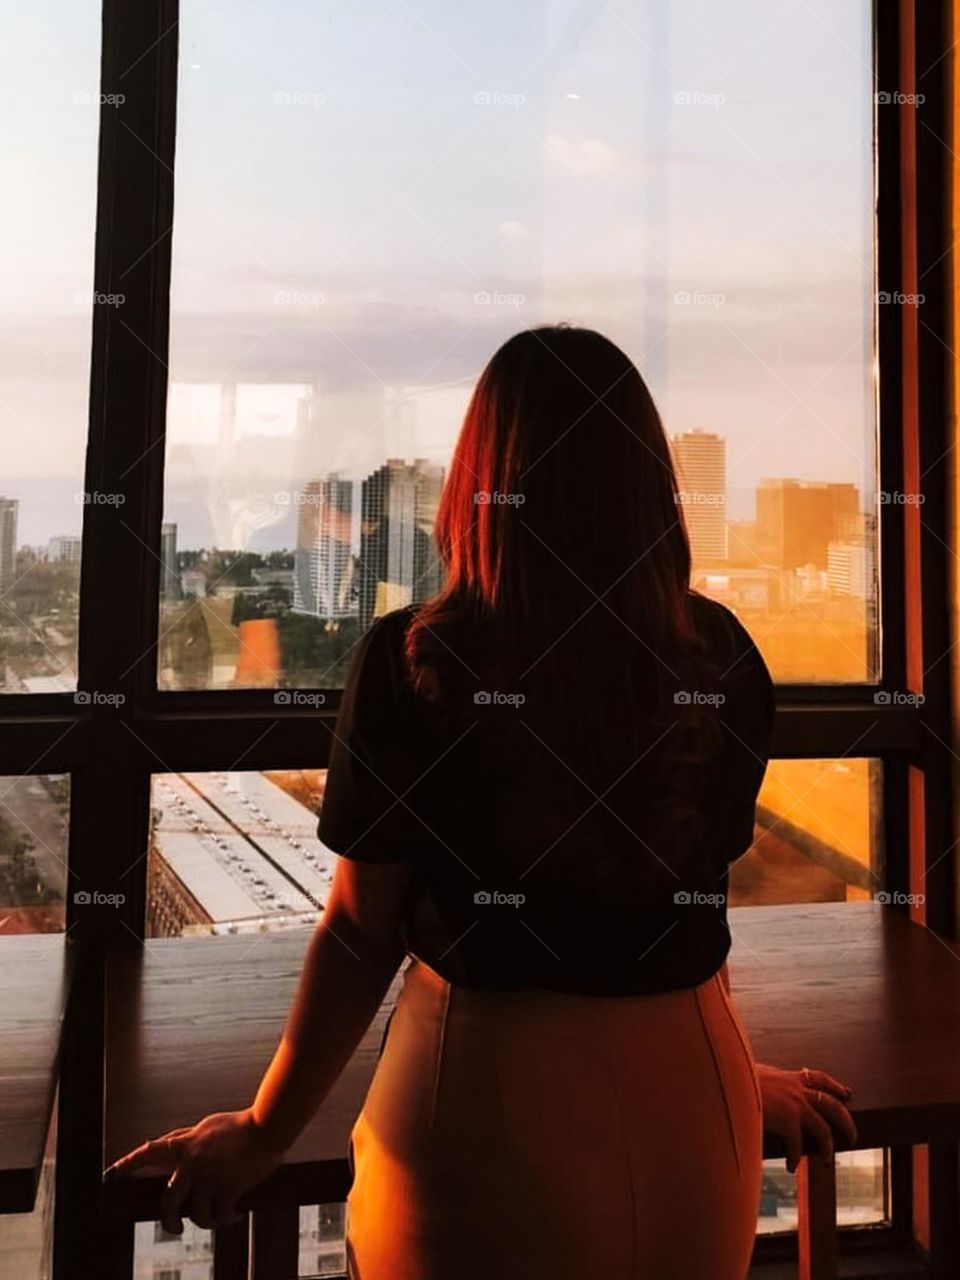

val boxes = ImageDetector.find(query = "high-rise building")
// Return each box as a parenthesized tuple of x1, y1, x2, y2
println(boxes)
(47, 533, 81, 564)
(358, 459, 445, 629)
(0, 497, 18, 597)
(757, 479, 861, 570)
(671, 430, 728, 563)
(827, 541, 872, 598)
(293, 475, 357, 621)
(160, 522, 181, 601)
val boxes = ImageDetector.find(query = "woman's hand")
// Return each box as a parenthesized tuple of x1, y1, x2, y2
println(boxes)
(757, 1064, 857, 1173)
(104, 1108, 284, 1233)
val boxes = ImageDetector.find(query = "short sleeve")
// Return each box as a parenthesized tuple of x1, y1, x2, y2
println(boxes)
(695, 597, 775, 865)
(317, 610, 423, 863)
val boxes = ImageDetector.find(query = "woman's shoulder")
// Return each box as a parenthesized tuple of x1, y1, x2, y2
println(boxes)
(688, 590, 760, 657)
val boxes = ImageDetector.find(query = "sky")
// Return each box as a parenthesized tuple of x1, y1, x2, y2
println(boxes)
(0, 0, 875, 549)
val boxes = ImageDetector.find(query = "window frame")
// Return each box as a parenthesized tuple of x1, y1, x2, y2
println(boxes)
(0, 0, 952, 1273)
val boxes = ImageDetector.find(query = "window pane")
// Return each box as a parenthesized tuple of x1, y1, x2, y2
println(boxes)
(729, 758, 882, 908)
(759, 1149, 887, 1234)
(0, 774, 70, 935)
(147, 770, 327, 937)
(160, 0, 876, 690)
(0, 1, 99, 693)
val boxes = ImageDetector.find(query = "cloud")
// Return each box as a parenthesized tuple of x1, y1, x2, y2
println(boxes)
(545, 132, 620, 177)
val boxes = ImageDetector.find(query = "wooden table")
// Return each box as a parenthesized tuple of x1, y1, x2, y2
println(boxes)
(730, 901, 960, 1279)
(102, 904, 960, 1278)
(0, 934, 73, 1213)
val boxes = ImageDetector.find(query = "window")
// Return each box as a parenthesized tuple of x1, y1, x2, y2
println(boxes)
(730, 758, 882, 908)
(146, 769, 326, 937)
(0, 2, 952, 1278)
(0, 0, 99, 694)
(0, 775, 69, 935)
(159, 0, 877, 692)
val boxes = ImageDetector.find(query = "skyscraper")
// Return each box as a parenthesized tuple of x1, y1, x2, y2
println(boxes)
(671, 430, 728, 563)
(358, 460, 445, 630)
(757, 479, 861, 570)
(0, 498, 18, 598)
(47, 534, 81, 564)
(293, 475, 357, 621)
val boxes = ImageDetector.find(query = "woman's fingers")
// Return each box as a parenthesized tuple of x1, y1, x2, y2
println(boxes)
(804, 1069, 853, 1101)
(161, 1164, 193, 1236)
(105, 1137, 178, 1179)
(800, 1103, 835, 1164)
(784, 1122, 804, 1174)
(189, 1188, 215, 1231)
(809, 1088, 858, 1146)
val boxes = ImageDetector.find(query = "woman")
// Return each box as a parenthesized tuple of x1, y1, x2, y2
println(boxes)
(109, 327, 856, 1278)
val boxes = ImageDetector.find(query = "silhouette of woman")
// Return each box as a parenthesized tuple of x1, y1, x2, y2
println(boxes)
(110, 328, 855, 1279)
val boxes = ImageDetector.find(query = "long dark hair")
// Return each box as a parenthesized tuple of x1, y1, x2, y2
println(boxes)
(405, 326, 722, 865)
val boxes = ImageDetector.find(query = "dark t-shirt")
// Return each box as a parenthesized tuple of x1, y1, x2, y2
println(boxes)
(318, 594, 774, 996)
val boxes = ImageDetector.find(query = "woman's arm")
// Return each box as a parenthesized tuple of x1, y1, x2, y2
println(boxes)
(719, 962, 858, 1172)
(106, 857, 412, 1232)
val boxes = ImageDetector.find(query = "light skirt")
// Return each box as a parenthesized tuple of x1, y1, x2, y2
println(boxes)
(346, 959, 762, 1280)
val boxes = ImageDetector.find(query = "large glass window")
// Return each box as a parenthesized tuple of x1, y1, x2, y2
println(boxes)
(159, 0, 877, 691)
(730, 758, 882, 908)
(0, 775, 70, 935)
(147, 769, 326, 937)
(0, 1, 100, 693)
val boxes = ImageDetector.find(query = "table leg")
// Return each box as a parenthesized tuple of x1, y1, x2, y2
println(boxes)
(927, 1140, 960, 1279)
(797, 1153, 837, 1280)
(214, 1214, 250, 1280)
(250, 1204, 299, 1280)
